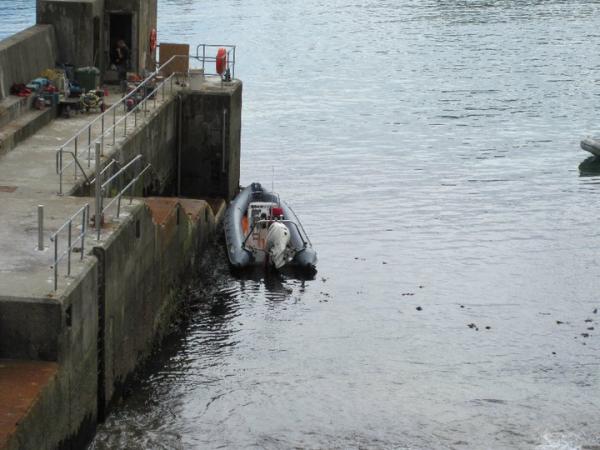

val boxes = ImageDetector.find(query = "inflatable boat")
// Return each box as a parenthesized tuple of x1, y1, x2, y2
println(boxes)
(224, 182, 317, 272)
(581, 137, 600, 156)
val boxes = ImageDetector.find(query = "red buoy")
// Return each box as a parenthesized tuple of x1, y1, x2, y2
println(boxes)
(216, 47, 227, 75)
(149, 29, 157, 52)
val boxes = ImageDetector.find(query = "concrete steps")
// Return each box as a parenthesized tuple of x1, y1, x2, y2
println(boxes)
(0, 108, 56, 156)
(0, 101, 56, 157)
(0, 96, 33, 129)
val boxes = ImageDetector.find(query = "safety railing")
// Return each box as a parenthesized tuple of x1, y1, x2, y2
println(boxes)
(98, 72, 177, 150)
(89, 158, 119, 186)
(194, 44, 237, 79)
(50, 203, 90, 291)
(55, 55, 189, 195)
(91, 151, 150, 238)
(56, 149, 91, 194)
(108, 163, 152, 219)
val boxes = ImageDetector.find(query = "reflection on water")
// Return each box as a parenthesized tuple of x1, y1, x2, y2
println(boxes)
(3, 0, 600, 449)
(578, 156, 600, 177)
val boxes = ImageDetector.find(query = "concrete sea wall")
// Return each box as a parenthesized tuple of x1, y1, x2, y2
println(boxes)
(1, 262, 99, 450)
(1, 198, 225, 450)
(180, 84, 242, 201)
(0, 25, 57, 100)
(95, 198, 222, 415)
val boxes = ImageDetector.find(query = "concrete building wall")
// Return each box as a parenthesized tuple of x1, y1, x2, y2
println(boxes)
(180, 83, 243, 201)
(37, 0, 104, 69)
(0, 25, 57, 100)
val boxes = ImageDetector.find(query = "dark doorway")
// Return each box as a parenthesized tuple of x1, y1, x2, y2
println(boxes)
(108, 13, 133, 69)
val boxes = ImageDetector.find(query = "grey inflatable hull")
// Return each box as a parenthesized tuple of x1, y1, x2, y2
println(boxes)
(581, 137, 600, 156)
(224, 182, 317, 271)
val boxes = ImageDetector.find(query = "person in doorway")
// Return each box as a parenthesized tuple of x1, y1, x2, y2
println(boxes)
(112, 39, 130, 93)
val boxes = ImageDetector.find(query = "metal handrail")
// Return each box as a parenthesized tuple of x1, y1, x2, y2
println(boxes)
(242, 219, 309, 251)
(101, 154, 142, 192)
(194, 44, 237, 79)
(97, 72, 177, 149)
(89, 158, 119, 185)
(56, 150, 91, 195)
(114, 164, 152, 218)
(55, 55, 188, 194)
(50, 203, 90, 291)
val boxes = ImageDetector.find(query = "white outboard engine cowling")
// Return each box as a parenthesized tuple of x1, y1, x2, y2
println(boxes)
(266, 222, 291, 269)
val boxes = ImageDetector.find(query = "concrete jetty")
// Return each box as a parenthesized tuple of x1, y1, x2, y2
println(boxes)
(0, 2, 241, 448)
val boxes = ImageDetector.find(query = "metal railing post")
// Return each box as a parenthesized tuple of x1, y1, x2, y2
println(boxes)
(87, 126, 92, 168)
(81, 206, 87, 260)
(233, 46, 236, 79)
(53, 236, 58, 291)
(67, 220, 72, 276)
(49, 203, 90, 291)
(95, 142, 101, 240)
(74, 136, 78, 179)
(113, 108, 116, 146)
(37, 205, 44, 250)
(101, 115, 105, 156)
(59, 150, 63, 195)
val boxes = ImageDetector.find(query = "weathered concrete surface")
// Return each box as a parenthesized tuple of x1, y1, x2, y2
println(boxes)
(85, 92, 179, 197)
(0, 195, 97, 299)
(0, 360, 58, 450)
(96, 197, 224, 413)
(0, 203, 102, 449)
(0, 85, 173, 449)
(180, 78, 242, 201)
(0, 85, 171, 201)
(37, 0, 104, 69)
(0, 96, 33, 129)
(0, 105, 56, 157)
(0, 25, 57, 100)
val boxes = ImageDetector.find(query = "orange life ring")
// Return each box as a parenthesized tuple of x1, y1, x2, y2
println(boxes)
(149, 29, 157, 51)
(216, 47, 227, 75)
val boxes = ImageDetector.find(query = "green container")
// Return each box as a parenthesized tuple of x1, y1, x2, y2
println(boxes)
(75, 67, 101, 93)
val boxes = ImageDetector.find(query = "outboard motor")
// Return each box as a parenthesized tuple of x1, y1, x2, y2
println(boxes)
(266, 222, 291, 269)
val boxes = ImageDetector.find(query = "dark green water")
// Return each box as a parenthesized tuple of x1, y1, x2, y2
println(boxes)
(4, 1, 600, 448)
